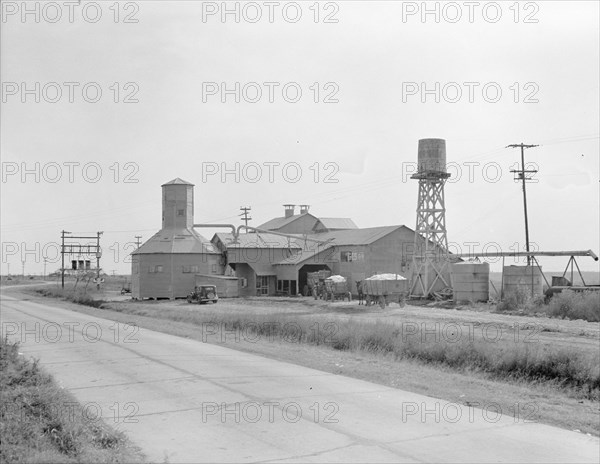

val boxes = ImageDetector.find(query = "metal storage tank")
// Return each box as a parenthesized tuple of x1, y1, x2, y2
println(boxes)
(418, 138, 447, 173)
(451, 262, 490, 303)
(502, 265, 543, 298)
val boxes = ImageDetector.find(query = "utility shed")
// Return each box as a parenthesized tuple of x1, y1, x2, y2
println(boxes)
(131, 178, 222, 299)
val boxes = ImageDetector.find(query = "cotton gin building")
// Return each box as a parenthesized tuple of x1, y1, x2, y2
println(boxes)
(131, 178, 222, 299)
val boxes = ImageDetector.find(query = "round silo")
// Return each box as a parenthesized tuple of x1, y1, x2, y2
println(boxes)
(418, 138, 447, 174)
(451, 261, 490, 303)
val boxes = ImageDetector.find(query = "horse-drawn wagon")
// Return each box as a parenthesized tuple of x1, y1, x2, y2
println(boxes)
(323, 275, 352, 301)
(362, 274, 408, 308)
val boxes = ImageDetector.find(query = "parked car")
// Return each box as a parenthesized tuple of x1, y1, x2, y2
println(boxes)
(186, 285, 218, 304)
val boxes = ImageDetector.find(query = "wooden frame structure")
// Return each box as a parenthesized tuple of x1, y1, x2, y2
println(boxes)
(410, 172, 452, 297)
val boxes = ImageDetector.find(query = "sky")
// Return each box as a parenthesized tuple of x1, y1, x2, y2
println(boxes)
(1, 0, 599, 275)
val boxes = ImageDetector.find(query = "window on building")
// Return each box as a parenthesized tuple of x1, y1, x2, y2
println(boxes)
(256, 276, 269, 296)
(177, 209, 185, 216)
(341, 251, 364, 262)
(211, 264, 218, 274)
(182, 265, 200, 273)
(148, 265, 163, 273)
(240, 277, 248, 288)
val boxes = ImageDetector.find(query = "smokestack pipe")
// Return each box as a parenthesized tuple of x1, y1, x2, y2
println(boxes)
(284, 204, 295, 218)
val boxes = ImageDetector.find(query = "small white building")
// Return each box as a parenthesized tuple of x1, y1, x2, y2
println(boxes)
(131, 178, 222, 299)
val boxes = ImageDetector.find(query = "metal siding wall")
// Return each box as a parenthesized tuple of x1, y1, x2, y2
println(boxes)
(137, 253, 220, 299)
(229, 247, 294, 267)
(369, 231, 407, 277)
(138, 254, 172, 299)
(173, 254, 220, 298)
(332, 229, 414, 293)
(162, 184, 194, 230)
(235, 263, 255, 297)
(131, 255, 140, 299)
(336, 245, 368, 292)
(276, 265, 297, 280)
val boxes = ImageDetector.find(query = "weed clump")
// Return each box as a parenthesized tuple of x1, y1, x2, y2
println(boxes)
(0, 337, 141, 463)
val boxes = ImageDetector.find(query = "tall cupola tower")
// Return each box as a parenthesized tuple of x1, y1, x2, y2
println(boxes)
(161, 178, 194, 230)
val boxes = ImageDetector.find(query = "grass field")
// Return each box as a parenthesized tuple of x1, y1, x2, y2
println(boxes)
(15, 282, 600, 436)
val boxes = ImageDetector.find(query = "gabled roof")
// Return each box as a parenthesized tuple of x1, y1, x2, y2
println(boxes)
(315, 218, 358, 230)
(274, 246, 336, 266)
(161, 178, 194, 187)
(305, 225, 405, 246)
(256, 213, 318, 231)
(213, 232, 305, 249)
(132, 228, 218, 254)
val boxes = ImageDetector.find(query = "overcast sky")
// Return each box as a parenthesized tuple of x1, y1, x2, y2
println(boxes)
(1, 0, 599, 275)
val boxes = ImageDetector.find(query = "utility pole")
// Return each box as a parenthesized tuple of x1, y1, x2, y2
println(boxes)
(22, 260, 25, 278)
(61, 230, 71, 288)
(240, 207, 252, 227)
(43, 258, 47, 280)
(507, 143, 539, 265)
(96, 231, 103, 289)
(135, 235, 142, 248)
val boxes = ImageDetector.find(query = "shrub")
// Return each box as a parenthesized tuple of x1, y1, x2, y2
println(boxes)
(496, 286, 531, 312)
(1, 337, 140, 462)
(547, 290, 600, 322)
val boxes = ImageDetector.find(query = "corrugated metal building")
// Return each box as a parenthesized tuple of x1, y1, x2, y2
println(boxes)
(212, 219, 432, 296)
(272, 225, 417, 295)
(131, 178, 222, 299)
(212, 232, 308, 297)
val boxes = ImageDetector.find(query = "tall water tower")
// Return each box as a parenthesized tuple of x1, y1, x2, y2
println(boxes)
(410, 139, 452, 297)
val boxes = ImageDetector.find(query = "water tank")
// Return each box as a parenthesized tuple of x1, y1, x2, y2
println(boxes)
(502, 266, 543, 298)
(418, 138, 447, 174)
(451, 262, 490, 303)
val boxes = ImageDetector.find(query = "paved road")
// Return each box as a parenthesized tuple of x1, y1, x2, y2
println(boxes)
(1, 292, 598, 463)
